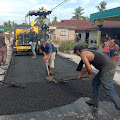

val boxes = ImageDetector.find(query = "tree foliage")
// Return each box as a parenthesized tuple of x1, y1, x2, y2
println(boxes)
(96, 1, 107, 12)
(0, 21, 17, 33)
(71, 7, 84, 20)
(82, 16, 90, 20)
(51, 16, 58, 24)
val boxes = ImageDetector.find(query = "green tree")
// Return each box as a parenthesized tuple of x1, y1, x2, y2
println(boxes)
(51, 16, 58, 24)
(96, 1, 107, 12)
(1, 21, 17, 33)
(4, 22, 8, 27)
(82, 16, 90, 20)
(71, 6, 84, 20)
(12, 21, 17, 29)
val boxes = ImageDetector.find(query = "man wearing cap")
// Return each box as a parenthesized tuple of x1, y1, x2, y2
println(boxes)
(28, 28, 37, 58)
(0, 29, 8, 66)
(38, 16, 49, 33)
(74, 44, 120, 120)
(40, 34, 56, 75)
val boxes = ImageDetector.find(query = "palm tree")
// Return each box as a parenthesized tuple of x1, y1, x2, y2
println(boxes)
(71, 7, 84, 20)
(96, 1, 107, 12)
(51, 16, 58, 24)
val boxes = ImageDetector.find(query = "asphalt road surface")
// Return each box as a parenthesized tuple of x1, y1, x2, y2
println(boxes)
(0, 54, 120, 120)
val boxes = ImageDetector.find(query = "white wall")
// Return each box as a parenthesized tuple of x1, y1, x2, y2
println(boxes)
(89, 30, 98, 43)
(79, 30, 98, 43)
(80, 31, 86, 42)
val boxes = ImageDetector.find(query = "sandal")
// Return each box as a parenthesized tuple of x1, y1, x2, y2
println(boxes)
(86, 99, 98, 107)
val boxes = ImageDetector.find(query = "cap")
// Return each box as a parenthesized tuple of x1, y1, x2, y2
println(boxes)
(74, 44, 85, 53)
(0, 29, 3, 33)
(40, 34, 49, 45)
(40, 38, 46, 45)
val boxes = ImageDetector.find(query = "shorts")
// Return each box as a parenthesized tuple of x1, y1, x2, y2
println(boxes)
(110, 50, 114, 56)
(41, 24, 49, 31)
(113, 53, 119, 56)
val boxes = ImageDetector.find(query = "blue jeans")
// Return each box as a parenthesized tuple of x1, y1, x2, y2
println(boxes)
(92, 68, 120, 114)
(31, 42, 36, 55)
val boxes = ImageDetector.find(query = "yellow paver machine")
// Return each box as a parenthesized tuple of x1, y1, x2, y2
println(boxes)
(13, 24, 31, 55)
(13, 9, 52, 55)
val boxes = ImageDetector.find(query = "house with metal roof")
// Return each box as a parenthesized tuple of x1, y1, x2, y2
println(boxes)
(90, 6, 120, 47)
(49, 19, 120, 43)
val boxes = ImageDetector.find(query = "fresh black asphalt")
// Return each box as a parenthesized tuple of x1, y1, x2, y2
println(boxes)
(0, 54, 120, 119)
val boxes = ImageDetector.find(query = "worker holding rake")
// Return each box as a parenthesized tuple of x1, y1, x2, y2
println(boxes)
(74, 44, 120, 120)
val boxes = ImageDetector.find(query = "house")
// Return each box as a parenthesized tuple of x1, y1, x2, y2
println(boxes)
(49, 20, 120, 43)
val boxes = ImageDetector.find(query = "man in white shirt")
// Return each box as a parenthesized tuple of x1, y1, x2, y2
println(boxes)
(38, 16, 49, 33)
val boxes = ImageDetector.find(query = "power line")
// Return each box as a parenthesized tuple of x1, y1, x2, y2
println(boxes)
(51, 0, 70, 11)
(1, 0, 70, 24)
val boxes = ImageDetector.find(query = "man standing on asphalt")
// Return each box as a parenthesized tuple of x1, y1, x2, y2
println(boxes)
(74, 44, 120, 120)
(0, 29, 8, 66)
(40, 34, 56, 75)
(28, 28, 37, 58)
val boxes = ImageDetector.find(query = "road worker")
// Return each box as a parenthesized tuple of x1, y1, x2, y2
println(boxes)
(74, 44, 120, 120)
(40, 34, 56, 75)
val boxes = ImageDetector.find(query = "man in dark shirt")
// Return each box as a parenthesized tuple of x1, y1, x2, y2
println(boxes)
(40, 34, 56, 75)
(28, 28, 37, 58)
(0, 29, 7, 66)
(74, 44, 120, 119)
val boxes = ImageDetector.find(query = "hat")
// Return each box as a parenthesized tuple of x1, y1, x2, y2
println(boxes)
(74, 44, 85, 53)
(0, 29, 3, 33)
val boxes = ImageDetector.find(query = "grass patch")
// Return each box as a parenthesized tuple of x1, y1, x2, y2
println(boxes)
(59, 41, 89, 51)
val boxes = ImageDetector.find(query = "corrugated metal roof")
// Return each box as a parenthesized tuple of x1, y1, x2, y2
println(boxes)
(50, 20, 120, 30)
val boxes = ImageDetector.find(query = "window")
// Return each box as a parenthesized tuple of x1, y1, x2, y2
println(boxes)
(60, 30, 67, 36)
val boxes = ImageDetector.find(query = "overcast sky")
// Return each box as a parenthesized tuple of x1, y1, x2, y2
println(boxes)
(0, 0, 120, 25)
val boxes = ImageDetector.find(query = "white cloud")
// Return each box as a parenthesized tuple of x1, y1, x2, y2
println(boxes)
(27, 0, 38, 5)
(0, 2, 13, 13)
(36, 4, 52, 10)
(81, 0, 91, 6)
(51, 7, 74, 21)
(106, 2, 120, 9)
(0, 0, 120, 25)
(69, 0, 77, 3)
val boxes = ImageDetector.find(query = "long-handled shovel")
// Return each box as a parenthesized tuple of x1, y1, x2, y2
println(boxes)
(54, 77, 90, 83)
(45, 63, 55, 82)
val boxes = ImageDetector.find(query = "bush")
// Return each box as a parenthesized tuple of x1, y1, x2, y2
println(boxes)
(59, 41, 89, 51)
